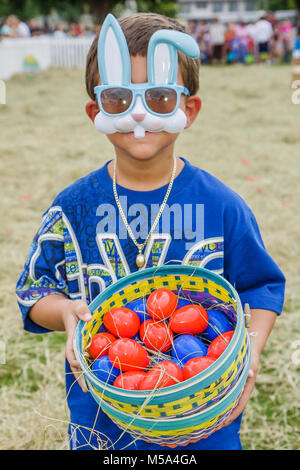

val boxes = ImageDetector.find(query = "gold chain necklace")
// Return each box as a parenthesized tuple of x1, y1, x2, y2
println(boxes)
(112, 156, 177, 268)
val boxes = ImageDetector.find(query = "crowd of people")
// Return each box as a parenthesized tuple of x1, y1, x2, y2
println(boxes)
(0, 14, 99, 40)
(188, 12, 300, 65)
(1, 12, 300, 65)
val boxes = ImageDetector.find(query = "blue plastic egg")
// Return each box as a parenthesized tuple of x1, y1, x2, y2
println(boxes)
(91, 355, 120, 384)
(177, 298, 192, 309)
(171, 358, 185, 369)
(125, 298, 151, 323)
(202, 309, 233, 342)
(171, 335, 208, 365)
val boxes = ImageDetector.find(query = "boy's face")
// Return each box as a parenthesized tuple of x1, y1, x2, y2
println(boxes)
(86, 55, 201, 162)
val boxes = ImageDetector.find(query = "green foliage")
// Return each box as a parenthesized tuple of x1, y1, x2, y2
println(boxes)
(256, 0, 297, 10)
(0, 0, 178, 22)
(135, 0, 178, 17)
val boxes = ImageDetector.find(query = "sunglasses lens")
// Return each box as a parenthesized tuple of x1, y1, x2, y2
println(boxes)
(100, 88, 132, 114)
(145, 88, 178, 114)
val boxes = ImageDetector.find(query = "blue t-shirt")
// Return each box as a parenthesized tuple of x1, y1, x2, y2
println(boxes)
(16, 158, 285, 450)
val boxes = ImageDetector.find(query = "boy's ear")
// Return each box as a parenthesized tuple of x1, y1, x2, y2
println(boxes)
(86, 101, 100, 122)
(184, 95, 202, 129)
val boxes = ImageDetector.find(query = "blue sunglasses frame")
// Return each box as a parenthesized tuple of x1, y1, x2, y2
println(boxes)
(94, 83, 190, 118)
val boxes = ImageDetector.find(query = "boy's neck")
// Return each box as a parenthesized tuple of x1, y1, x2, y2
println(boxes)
(107, 148, 185, 192)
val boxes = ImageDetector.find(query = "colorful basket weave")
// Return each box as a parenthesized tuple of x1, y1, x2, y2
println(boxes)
(74, 265, 251, 447)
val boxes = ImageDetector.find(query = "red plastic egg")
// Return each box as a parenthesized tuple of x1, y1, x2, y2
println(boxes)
(138, 360, 183, 390)
(113, 371, 147, 390)
(88, 332, 117, 359)
(207, 330, 234, 359)
(108, 338, 150, 372)
(183, 356, 216, 380)
(169, 304, 209, 334)
(103, 307, 140, 338)
(140, 320, 173, 353)
(147, 289, 178, 321)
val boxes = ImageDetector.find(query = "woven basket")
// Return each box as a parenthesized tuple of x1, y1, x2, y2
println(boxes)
(74, 265, 251, 447)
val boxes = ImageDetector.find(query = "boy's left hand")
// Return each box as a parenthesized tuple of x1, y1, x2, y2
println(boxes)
(221, 307, 277, 427)
(221, 351, 259, 427)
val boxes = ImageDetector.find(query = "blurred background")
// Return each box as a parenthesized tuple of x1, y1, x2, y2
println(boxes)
(0, 0, 299, 451)
(1, 0, 300, 76)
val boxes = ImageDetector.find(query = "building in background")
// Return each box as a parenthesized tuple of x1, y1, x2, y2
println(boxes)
(177, 0, 297, 24)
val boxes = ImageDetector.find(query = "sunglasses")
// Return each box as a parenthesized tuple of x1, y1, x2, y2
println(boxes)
(94, 84, 190, 117)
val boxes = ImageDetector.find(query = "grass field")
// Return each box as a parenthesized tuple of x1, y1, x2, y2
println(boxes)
(0, 63, 299, 450)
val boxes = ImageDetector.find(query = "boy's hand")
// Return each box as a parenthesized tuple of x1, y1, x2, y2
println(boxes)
(221, 350, 259, 427)
(221, 308, 277, 428)
(62, 299, 92, 393)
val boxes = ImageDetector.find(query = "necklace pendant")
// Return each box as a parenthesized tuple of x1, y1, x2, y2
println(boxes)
(136, 252, 145, 268)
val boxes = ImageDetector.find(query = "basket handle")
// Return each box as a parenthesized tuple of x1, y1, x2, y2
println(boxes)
(244, 303, 251, 328)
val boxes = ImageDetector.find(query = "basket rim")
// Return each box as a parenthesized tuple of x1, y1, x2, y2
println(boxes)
(74, 265, 245, 399)
(92, 338, 251, 431)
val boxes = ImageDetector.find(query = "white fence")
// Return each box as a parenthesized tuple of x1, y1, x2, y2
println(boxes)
(0, 36, 94, 80)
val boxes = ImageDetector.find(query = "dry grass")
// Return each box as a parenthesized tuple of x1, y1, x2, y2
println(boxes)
(0, 63, 299, 450)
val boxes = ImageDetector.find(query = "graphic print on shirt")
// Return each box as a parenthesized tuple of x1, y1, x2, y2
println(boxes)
(16, 206, 224, 307)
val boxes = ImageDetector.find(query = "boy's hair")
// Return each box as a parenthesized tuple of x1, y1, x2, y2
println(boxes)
(85, 13, 200, 101)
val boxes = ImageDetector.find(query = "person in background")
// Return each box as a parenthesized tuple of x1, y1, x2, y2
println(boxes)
(280, 18, 294, 63)
(12, 15, 31, 37)
(195, 20, 209, 64)
(0, 16, 13, 37)
(197, 20, 208, 44)
(253, 15, 273, 63)
(68, 21, 84, 37)
(235, 21, 249, 63)
(53, 23, 67, 38)
(199, 26, 211, 65)
(209, 18, 226, 64)
(293, 27, 300, 59)
(270, 21, 283, 64)
(265, 10, 278, 30)
(28, 18, 44, 37)
(187, 19, 199, 41)
(224, 22, 236, 59)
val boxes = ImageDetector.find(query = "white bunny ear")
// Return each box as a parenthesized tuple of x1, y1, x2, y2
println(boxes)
(153, 43, 172, 85)
(148, 30, 200, 85)
(97, 14, 131, 86)
(104, 27, 123, 84)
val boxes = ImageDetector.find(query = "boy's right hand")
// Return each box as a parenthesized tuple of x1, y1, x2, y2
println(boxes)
(62, 299, 92, 393)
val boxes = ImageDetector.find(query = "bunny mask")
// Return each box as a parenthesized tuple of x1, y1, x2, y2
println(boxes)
(93, 14, 200, 139)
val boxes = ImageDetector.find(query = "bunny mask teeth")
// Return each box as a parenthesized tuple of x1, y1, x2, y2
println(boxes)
(94, 108, 187, 139)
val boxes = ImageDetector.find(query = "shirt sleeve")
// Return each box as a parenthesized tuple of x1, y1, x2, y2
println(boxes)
(224, 209, 285, 315)
(16, 206, 69, 333)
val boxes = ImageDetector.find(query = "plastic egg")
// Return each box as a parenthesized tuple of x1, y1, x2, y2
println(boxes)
(202, 309, 233, 342)
(171, 335, 208, 365)
(113, 371, 147, 390)
(169, 305, 209, 335)
(147, 288, 178, 320)
(138, 360, 183, 390)
(103, 307, 140, 338)
(91, 355, 120, 384)
(207, 330, 234, 359)
(125, 298, 151, 323)
(88, 332, 117, 359)
(108, 338, 150, 372)
(183, 356, 216, 380)
(140, 319, 173, 353)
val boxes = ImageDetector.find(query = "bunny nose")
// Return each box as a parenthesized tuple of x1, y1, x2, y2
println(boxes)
(132, 113, 146, 122)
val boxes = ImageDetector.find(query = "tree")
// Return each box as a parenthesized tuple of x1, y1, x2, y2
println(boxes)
(294, 0, 300, 12)
(0, 0, 178, 23)
(135, 0, 178, 17)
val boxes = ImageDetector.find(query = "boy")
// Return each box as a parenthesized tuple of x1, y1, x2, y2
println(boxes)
(16, 13, 285, 450)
